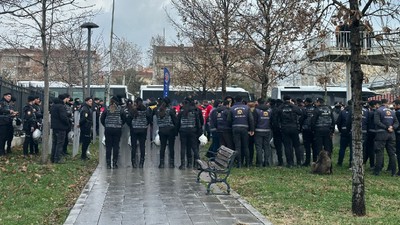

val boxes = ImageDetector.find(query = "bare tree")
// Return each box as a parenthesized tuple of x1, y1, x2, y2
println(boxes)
(170, 0, 248, 98)
(112, 37, 142, 86)
(0, 0, 94, 163)
(308, 0, 400, 216)
(237, 0, 323, 98)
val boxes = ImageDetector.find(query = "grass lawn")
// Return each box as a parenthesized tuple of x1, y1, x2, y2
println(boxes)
(0, 143, 98, 225)
(227, 148, 400, 225)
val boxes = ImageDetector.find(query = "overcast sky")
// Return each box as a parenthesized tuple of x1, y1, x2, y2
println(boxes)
(91, 0, 178, 64)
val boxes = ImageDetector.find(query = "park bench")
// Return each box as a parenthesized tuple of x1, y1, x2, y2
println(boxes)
(196, 145, 237, 194)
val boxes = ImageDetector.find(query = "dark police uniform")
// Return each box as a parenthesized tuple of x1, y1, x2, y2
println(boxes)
(32, 102, 43, 155)
(0, 98, 13, 156)
(79, 103, 93, 160)
(337, 106, 352, 166)
(278, 100, 303, 167)
(101, 104, 126, 168)
(301, 102, 316, 165)
(366, 104, 377, 168)
(128, 103, 151, 168)
(311, 102, 335, 155)
(22, 102, 37, 156)
(210, 103, 234, 150)
(254, 104, 272, 167)
(374, 105, 398, 176)
(156, 104, 177, 168)
(177, 101, 203, 169)
(229, 101, 254, 168)
(271, 100, 284, 166)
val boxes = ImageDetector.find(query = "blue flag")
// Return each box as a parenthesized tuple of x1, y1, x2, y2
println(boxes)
(163, 68, 171, 97)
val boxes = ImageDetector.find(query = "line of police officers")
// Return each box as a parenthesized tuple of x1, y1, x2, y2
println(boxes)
(7, 92, 399, 176)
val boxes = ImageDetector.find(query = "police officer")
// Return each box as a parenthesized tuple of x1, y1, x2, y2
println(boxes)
(271, 99, 284, 166)
(311, 98, 335, 156)
(229, 95, 254, 168)
(365, 100, 379, 168)
(31, 96, 43, 155)
(50, 94, 70, 163)
(278, 95, 303, 167)
(373, 99, 398, 176)
(93, 97, 101, 136)
(155, 97, 178, 168)
(254, 98, 272, 167)
(62, 97, 73, 155)
(337, 100, 352, 167)
(301, 98, 316, 166)
(6, 96, 17, 154)
(0, 93, 17, 156)
(101, 96, 126, 169)
(22, 96, 38, 157)
(210, 99, 234, 150)
(176, 97, 203, 170)
(128, 97, 151, 168)
(79, 97, 93, 161)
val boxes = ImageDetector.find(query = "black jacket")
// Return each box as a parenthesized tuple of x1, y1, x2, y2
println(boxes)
(50, 98, 70, 131)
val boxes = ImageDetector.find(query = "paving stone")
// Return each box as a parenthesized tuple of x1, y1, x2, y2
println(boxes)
(64, 138, 271, 225)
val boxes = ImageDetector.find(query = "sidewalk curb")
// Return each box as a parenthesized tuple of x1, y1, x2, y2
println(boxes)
(64, 165, 102, 225)
(197, 170, 273, 225)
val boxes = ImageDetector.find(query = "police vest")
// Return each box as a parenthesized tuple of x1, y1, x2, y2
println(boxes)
(216, 107, 230, 131)
(280, 104, 298, 126)
(255, 108, 271, 132)
(157, 107, 174, 128)
(231, 104, 249, 129)
(131, 110, 148, 129)
(302, 105, 315, 130)
(180, 109, 197, 129)
(105, 106, 123, 129)
(377, 106, 394, 130)
(315, 105, 332, 128)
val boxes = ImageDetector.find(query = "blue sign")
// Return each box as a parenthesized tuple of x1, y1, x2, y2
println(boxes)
(163, 68, 171, 97)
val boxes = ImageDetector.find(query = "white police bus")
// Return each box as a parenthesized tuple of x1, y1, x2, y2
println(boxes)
(140, 85, 252, 103)
(17, 81, 134, 100)
(271, 86, 376, 105)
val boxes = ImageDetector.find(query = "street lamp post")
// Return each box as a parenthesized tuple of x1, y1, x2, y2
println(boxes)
(81, 22, 99, 97)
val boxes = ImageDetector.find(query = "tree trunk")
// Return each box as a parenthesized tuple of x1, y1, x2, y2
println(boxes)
(349, 0, 366, 216)
(40, 0, 49, 164)
(261, 83, 268, 99)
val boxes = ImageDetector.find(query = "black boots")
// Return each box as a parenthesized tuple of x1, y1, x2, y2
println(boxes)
(169, 159, 174, 168)
(113, 162, 118, 169)
(158, 159, 165, 168)
(139, 159, 144, 168)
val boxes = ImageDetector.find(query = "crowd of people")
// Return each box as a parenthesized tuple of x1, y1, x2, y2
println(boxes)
(2, 91, 400, 177)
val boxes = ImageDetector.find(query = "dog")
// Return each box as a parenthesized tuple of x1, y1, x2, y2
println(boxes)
(311, 150, 333, 175)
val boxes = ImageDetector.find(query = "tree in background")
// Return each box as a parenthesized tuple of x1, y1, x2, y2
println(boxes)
(237, 0, 322, 99)
(0, 0, 94, 163)
(309, 0, 400, 216)
(112, 37, 142, 86)
(170, 0, 248, 99)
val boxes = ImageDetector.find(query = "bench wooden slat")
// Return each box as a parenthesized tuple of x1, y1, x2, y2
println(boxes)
(196, 145, 237, 194)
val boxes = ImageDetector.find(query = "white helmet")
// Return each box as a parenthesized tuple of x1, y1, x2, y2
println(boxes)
(154, 134, 161, 146)
(32, 129, 42, 141)
(270, 138, 275, 148)
(68, 131, 74, 142)
(198, 134, 208, 146)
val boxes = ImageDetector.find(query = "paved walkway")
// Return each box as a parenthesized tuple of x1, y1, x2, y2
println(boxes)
(64, 140, 271, 225)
